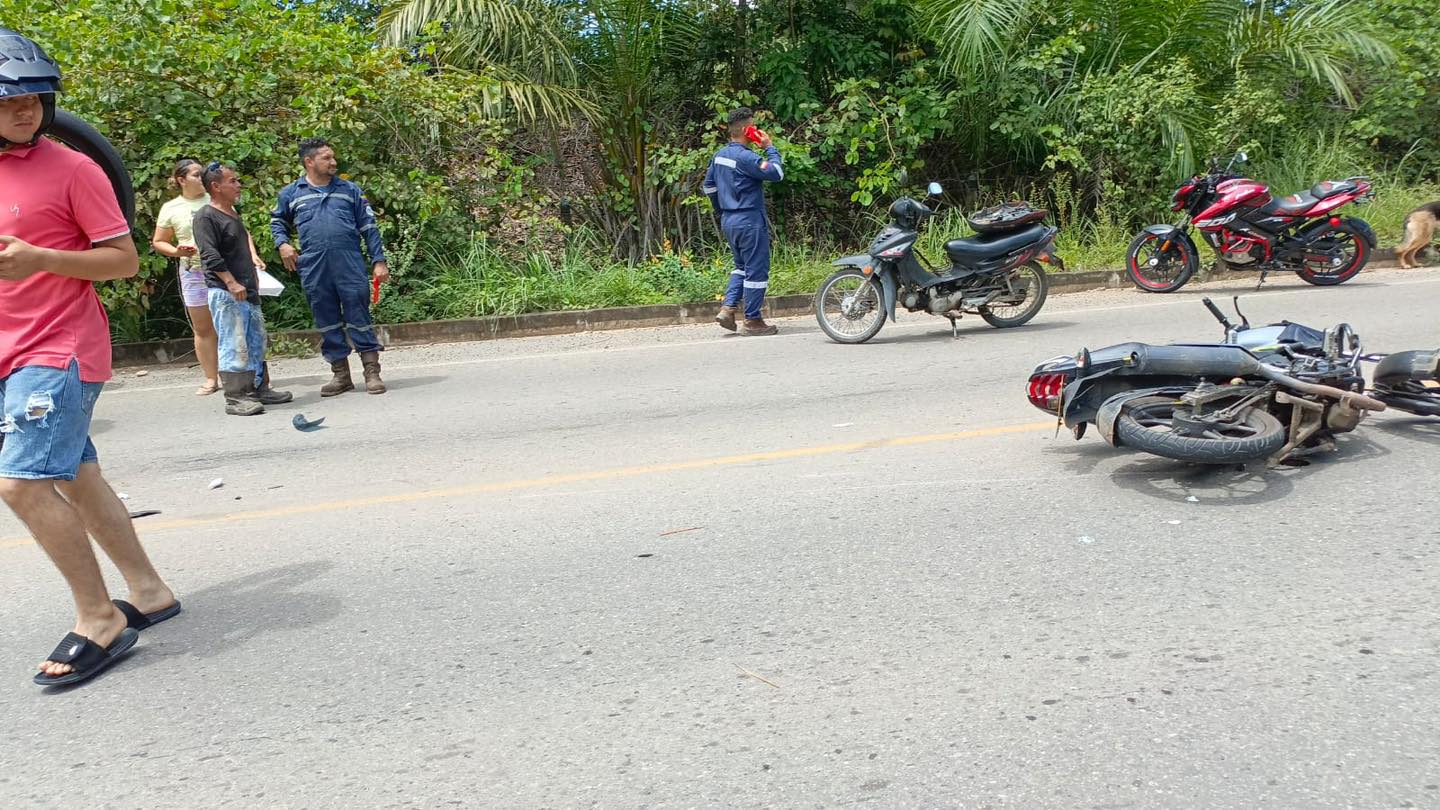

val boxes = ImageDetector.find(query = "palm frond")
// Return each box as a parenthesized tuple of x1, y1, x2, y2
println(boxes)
(379, 0, 585, 120)
(916, 0, 1033, 75)
(1228, 0, 1393, 107)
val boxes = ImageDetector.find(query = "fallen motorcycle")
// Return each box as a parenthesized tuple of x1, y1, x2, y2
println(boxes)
(1025, 298, 1440, 465)
(815, 189, 1063, 344)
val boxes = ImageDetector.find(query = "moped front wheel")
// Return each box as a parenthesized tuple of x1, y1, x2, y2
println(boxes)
(815, 269, 886, 344)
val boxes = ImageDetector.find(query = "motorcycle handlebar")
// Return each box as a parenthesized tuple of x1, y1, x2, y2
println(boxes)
(1201, 297, 1233, 329)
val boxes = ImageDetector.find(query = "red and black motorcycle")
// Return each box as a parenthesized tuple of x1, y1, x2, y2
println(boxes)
(1126, 151, 1376, 293)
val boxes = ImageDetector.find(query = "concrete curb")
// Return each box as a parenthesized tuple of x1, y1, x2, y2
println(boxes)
(111, 249, 1408, 368)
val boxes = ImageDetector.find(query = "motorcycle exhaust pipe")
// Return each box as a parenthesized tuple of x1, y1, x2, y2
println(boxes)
(1253, 364, 1387, 412)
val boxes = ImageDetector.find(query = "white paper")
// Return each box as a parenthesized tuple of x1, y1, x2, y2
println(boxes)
(257, 268, 285, 297)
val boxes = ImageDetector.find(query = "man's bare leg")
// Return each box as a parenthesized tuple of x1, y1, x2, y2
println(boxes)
(57, 463, 174, 616)
(0, 477, 127, 677)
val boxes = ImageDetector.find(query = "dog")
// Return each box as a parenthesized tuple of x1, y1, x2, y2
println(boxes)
(1396, 201, 1440, 269)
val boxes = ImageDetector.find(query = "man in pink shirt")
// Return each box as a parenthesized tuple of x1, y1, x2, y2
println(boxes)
(0, 28, 177, 687)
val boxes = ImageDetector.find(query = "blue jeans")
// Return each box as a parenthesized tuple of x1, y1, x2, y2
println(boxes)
(208, 288, 267, 385)
(0, 360, 102, 481)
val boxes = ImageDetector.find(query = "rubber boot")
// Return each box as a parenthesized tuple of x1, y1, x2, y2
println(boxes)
(250, 363, 293, 405)
(360, 351, 386, 395)
(220, 372, 265, 416)
(715, 305, 738, 332)
(321, 358, 354, 398)
(742, 318, 778, 336)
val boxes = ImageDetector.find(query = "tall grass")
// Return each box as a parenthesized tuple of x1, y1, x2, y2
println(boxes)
(393, 174, 1440, 322)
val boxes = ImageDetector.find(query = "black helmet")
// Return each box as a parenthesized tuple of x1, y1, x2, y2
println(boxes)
(0, 27, 62, 145)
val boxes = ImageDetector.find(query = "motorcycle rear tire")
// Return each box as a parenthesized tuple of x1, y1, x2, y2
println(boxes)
(48, 109, 135, 226)
(1115, 396, 1286, 464)
(1125, 231, 1198, 293)
(1295, 222, 1368, 286)
(980, 261, 1049, 328)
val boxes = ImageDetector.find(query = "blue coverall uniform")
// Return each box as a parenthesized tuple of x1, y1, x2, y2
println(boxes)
(270, 177, 387, 362)
(703, 142, 783, 319)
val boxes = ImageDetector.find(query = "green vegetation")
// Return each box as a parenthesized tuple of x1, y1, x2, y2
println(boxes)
(5, 0, 1438, 340)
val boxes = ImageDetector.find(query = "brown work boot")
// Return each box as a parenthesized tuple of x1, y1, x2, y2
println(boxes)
(715, 305, 738, 332)
(742, 318, 778, 336)
(360, 351, 386, 395)
(220, 372, 265, 416)
(320, 358, 354, 397)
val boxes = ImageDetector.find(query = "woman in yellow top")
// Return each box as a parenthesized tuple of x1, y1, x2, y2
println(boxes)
(151, 159, 220, 395)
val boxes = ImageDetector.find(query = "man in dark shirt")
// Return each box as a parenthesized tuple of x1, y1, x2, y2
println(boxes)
(192, 162, 291, 416)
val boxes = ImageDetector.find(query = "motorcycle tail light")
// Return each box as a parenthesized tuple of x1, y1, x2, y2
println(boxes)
(1329, 217, 1341, 227)
(1026, 372, 1068, 412)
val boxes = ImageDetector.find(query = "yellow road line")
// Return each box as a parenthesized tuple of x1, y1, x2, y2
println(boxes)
(0, 421, 1052, 550)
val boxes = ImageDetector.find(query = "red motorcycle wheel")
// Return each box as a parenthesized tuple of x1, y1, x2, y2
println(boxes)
(1295, 224, 1368, 286)
(1126, 231, 1199, 293)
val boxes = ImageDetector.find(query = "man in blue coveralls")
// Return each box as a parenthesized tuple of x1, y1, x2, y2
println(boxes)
(270, 138, 389, 396)
(703, 107, 783, 336)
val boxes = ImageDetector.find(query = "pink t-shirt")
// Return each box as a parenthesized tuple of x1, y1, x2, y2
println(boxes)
(0, 137, 129, 382)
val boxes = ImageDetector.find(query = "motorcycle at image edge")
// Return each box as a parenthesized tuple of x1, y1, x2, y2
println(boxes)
(1024, 297, 1440, 466)
(814, 183, 1064, 344)
(1126, 151, 1377, 293)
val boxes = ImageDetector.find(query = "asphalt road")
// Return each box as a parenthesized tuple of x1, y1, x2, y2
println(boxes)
(2, 267, 1438, 808)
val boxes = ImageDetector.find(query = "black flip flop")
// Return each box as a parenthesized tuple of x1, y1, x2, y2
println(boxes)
(32, 628, 139, 687)
(112, 599, 182, 631)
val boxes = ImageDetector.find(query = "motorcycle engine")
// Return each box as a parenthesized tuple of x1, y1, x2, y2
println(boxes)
(1205, 230, 1265, 265)
(902, 291, 922, 310)
(1221, 247, 1262, 265)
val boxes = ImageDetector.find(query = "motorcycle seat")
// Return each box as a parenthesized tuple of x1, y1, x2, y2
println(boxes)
(1262, 180, 1359, 217)
(1310, 179, 1357, 200)
(945, 223, 1049, 262)
(1261, 193, 1318, 216)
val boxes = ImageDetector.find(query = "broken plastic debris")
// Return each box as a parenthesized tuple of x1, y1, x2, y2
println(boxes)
(1185, 496, 1199, 503)
(292, 413, 326, 432)
(128, 510, 161, 519)
(117, 493, 130, 500)
(1165, 520, 1181, 525)
(208, 478, 224, 490)
(1077, 536, 1095, 544)
(832, 422, 855, 428)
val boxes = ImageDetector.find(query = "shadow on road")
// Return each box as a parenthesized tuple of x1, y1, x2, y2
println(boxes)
(872, 319, 1079, 346)
(1369, 416, 1440, 445)
(383, 374, 449, 392)
(1043, 431, 1394, 506)
(119, 559, 342, 672)
(1106, 433, 1391, 506)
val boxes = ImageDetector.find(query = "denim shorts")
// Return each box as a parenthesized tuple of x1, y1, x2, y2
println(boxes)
(0, 360, 103, 481)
